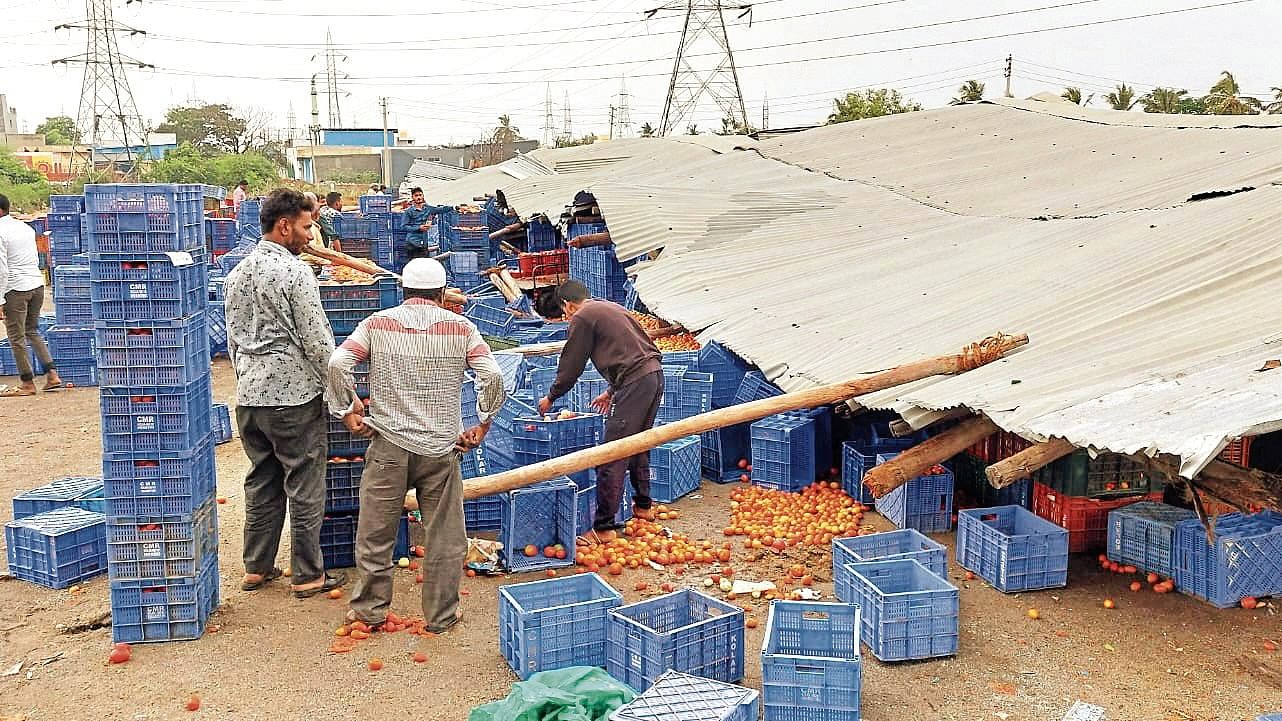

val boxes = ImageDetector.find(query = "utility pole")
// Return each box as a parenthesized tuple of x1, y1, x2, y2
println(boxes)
(380, 97, 389, 190)
(609, 105, 616, 139)
(562, 90, 573, 144)
(542, 84, 554, 148)
(762, 92, 769, 130)
(307, 75, 322, 182)
(53, 0, 154, 179)
(1004, 54, 1013, 98)
(649, 0, 750, 136)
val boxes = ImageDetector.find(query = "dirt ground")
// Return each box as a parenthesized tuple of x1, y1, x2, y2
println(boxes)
(0, 360, 1278, 721)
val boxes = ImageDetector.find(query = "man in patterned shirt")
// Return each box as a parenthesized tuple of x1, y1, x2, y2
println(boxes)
(225, 188, 346, 599)
(328, 258, 505, 633)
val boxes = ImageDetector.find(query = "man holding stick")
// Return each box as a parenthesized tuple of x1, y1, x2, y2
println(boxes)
(538, 280, 662, 545)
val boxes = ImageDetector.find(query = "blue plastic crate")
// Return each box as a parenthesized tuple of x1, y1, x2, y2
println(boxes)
(571, 371, 610, 414)
(1174, 510, 1282, 608)
(499, 572, 624, 680)
(319, 276, 400, 336)
(49, 195, 85, 213)
(320, 512, 410, 569)
(865, 422, 924, 451)
(526, 220, 559, 252)
(4, 507, 107, 589)
(733, 371, 782, 405)
(650, 436, 701, 503)
(1106, 501, 1196, 578)
(500, 479, 577, 573)
(85, 183, 203, 215)
(606, 589, 745, 692)
(89, 251, 208, 322)
(55, 299, 95, 326)
(205, 218, 237, 253)
(577, 477, 635, 532)
(207, 300, 227, 356)
(875, 453, 953, 533)
(840, 443, 877, 506)
(465, 300, 516, 337)
(465, 494, 504, 533)
(105, 499, 218, 582)
(701, 423, 751, 483)
(74, 484, 106, 514)
(58, 362, 98, 387)
(326, 415, 371, 457)
(569, 245, 629, 304)
(359, 194, 393, 215)
(236, 199, 261, 231)
(53, 265, 92, 301)
(761, 601, 862, 721)
(94, 315, 210, 387)
(956, 505, 1069, 593)
(102, 440, 217, 518)
(512, 414, 605, 486)
(660, 351, 699, 369)
(100, 380, 213, 453)
(750, 415, 816, 492)
(483, 395, 537, 472)
(844, 558, 958, 662)
(324, 457, 367, 514)
(696, 343, 747, 408)
(211, 403, 233, 445)
(110, 554, 219, 643)
(656, 367, 713, 425)
(782, 407, 832, 476)
(833, 529, 946, 603)
(568, 222, 607, 240)
(85, 210, 203, 253)
(1255, 714, 1282, 721)
(612, 670, 759, 721)
(13, 476, 105, 520)
(46, 325, 95, 365)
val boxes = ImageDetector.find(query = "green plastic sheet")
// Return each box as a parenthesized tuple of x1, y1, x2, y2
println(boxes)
(469, 667, 636, 721)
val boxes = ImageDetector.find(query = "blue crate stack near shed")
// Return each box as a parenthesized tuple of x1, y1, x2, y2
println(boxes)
(874, 452, 954, 533)
(337, 213, 393, 267)
(205, 217, 237, 255)
(236, 198, 261, 240)
(85, 183, 220, 643)
(1173, 510, 1282, 608)
(47, 195, 85, 269)
(750, 414, 817, 492)
(832, 528, 947, 604)
(1106, 501, 1197, 579)
(569, 245, 630, 304)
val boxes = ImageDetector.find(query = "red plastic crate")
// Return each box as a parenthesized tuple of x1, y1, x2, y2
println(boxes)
(516, 249, 568, 278)
(1217, 437, 1252, 466)
(1031, 482, 1157, 553)
(967, 430, 1032, 464)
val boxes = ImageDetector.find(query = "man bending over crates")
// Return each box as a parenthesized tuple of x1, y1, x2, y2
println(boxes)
(327, 257, 505, 634)
(538, 280, 662, 546)
(225, 188, 346, 598)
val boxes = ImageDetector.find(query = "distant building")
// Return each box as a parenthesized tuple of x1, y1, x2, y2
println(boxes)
(321, 128, 398, 147)
(0, 94, 18, 134)
(287, 138, 539, 187)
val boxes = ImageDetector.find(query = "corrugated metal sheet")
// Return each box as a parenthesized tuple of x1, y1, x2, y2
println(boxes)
(754, 99, 1282, 219)
(432, 105, 1282, 477)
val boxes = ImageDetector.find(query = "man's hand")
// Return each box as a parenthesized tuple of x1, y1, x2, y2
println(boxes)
(419, 223, 430, 232)
(590, 391, 612, 415)
(342, 398, 376, 439)
(0, 307, 5, 322)
(537, 396, 552, 415)
(455, 422, 490, 453)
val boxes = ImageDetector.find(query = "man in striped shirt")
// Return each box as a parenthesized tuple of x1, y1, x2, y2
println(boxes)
(327, 258, 505, 633)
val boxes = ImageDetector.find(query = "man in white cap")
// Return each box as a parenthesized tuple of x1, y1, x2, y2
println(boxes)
(327, 258, 505, 633)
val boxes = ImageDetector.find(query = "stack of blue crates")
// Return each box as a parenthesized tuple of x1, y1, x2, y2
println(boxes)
(750, 414, 817, 492)
(448, 251, 485, 291)
(205, 217, 237, 256)
(46, 323, 98, 385)
(236, 198, 261, 241)
(874, 452, 954, 533)
(526, 218, 559, 252)
(568, 245, 629, 304)
(4, 506, 108, 589)
(85, 183, 220, 644)
(12, 475, 105, 519)
(337, 212, 393, 268)
(47, 195, 85, 270)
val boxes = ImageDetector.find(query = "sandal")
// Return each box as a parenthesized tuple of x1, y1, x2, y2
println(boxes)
(0, 385, 35, 398)
(241, 567, 284, 591)
(293, 571, 347, 599)
(632, 507, 656, 521)
(575, 529, 618, 547)
(43, 381, 63, 392)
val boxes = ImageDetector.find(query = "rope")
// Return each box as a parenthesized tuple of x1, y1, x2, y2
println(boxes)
(957, 332, 1015, 371)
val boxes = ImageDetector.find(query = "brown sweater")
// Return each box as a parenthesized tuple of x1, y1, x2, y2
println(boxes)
(547, 300, 662, 402)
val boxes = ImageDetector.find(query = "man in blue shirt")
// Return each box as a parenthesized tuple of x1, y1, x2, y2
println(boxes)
(402, 187, 453, 260)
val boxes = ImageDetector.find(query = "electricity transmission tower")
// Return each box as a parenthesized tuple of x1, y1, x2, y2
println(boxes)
(542, 84, 554, 147)
(561, 90, 573, 144)
(648, 1, 750, 136)
(53, 0, 153, 178)
(312, 30, 349, 127)
(615, 77, 634, 138)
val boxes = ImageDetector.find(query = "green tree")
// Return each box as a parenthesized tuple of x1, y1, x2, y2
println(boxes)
(1104, 83, 1138, 111)
(639, 122, 655, 137)
(952, 80, 985, 104)
(35, 116, 80, 145)
(1061, 86, 1092, 106)
(1266, 87, 1282, 114)
(827, 88, 922, 124)
(153, 103, 284, 163)
(144, 142, 278, 188)
(1204, 71, 1261, 115)
(686, 124, 699, 135)
(0, 147, 52, 211)
(553, 134, 597, 148)
(717, 115, 756, 135)
(1141, 87, 1189, 114)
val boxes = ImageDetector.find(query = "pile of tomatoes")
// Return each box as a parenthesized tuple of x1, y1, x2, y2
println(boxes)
(656, 332, 700, 352)
(574, 515, 733, 576)
(724, 482, 868, 549)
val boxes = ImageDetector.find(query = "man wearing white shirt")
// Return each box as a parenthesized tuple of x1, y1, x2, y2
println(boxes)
(0, 194, 60, 397)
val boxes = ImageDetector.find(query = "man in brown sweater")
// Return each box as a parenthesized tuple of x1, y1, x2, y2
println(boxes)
(538, 280, 662, 545)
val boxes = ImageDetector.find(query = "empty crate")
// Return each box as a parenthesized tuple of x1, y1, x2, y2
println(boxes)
(12, 476, 104, 519)
(606, 589, 745, 692)
(842, 558, 959, 662)
(650, 436, 701, 503)
(955, 505, 1069, 593)
(1174, 511, 1282, 608)
(832, 528, 946, 603)
(498, 573, 624, 679)
(761, 601, 862, 721)
(5, 507, 108, 589)
(750, 415, 816, 492)
(612, 670, 759, 721)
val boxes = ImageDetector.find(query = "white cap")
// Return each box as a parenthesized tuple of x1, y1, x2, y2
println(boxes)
(401, 258, 447, 290)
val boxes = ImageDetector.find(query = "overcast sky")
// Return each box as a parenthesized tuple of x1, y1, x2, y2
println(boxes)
(2, 0, 1280, 145)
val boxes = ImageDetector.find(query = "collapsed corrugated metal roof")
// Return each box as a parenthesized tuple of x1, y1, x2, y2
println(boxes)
(442, 102, 1282, 477)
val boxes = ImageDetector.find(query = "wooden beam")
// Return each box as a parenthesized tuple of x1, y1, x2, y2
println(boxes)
(568, 231, 611, 249)
(985, 438, 1076, 489)
(889, 408, 969, 437)
(464, 333, 1028, 499)
(1139, 455, 1282, 512)
(863, 416, 1000, 498)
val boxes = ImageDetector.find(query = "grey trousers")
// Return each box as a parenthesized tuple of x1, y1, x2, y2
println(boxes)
(3, 287, 55, 382)
(236, 395, 327, 584)
(350, 435, 466, 633)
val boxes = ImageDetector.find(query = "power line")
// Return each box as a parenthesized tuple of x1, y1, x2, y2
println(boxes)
(147, 0, 661, 17)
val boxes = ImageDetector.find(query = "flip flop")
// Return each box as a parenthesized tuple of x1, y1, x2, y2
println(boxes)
(43, 381, 63, 392)
(632, 507, 656, 521)
(241, 567, 283, 591)
(293, 571, 347, 599)
(0, 385, 35, 398)
(576, 529, 618, 547)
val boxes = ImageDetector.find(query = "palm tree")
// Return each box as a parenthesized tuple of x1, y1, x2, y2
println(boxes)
(1205, 71, 1262, 115)
(1061, 86, 1093, 106)
(1266, 87, 1282, 114)
(639, 122, 655, 137)
(1141, 87, 1189, 114)
(494, 114, 519, 144)
(951, 80, 985, 104)
(686, 124, 699, 135)
(1104, 83, 1138, 111)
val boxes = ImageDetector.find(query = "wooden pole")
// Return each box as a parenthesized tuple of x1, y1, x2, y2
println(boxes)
(464, 333, 1028, 499)
(568, 232, 612, 249)
(304, 243, 390, 276)
(863, 416, 999, 498)
(985, 438, 1076, 489)
(1139, 455, 1282, 512)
